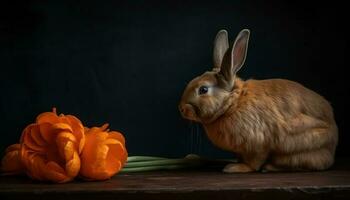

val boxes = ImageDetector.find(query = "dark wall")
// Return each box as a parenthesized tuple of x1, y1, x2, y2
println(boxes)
(1, 0, 348, 158)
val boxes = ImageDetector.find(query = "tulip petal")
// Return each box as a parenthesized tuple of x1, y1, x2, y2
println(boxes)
(20, 124, 35, 143)
(63, 140, 75, 161)
(109, 131, 126, 146)
(4, 144, 21, 153)
(106, 144, 123, 174)
(106, 160, 122, 177)
(65, 151, 80, 178)
(45, 161, 67, 182)
(66, 115, 84, 136)
(23, 132, 46, 152)
(80, 126, 127, 181)
(56, 131, 77, 143)
(39, 123, 56, 144)
(20, 145, 29, 166)
(44, 163, 69, 183)
(36, 112, 60, 124)
(95, 145, 109, 166)
(1, 145, 23, 174)
(46, 161, 65, 174)
(103, 138, 119, 145)
(56, 133, 76, 161)
(106, 139, 127, 163)
(52, 123, 73, 133)
(78, 136, 85, 155)
(28, 125, 47, 147)
(28, 155, 45, 180)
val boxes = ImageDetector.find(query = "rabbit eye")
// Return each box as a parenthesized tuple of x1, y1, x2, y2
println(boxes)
(198, 86, 208, 95)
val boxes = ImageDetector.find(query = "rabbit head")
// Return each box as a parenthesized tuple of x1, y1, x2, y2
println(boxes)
(179, 29, 250, 124)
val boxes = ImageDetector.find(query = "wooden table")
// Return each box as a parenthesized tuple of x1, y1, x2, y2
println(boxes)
(1, 161, 350, 200)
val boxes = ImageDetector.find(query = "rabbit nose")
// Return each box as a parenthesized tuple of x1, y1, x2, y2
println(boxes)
(179, 103, 191, 115)
(179, 104, 186, 114)
(179, 103, 193, 116)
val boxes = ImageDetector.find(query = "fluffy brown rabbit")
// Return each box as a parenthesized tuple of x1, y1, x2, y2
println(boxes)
(179, 29, 338, 173)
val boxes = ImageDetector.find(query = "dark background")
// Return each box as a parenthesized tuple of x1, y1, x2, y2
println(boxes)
(0, 0, 348, 158)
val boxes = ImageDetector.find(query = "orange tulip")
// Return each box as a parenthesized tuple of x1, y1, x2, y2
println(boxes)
(1, 144, 24, 175)
(1, 108, 128, 183)
(80, 124, 127, 180)
(19, 108, 85, 183)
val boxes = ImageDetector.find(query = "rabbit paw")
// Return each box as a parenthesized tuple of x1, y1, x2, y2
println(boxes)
(223, 163, 254, 173)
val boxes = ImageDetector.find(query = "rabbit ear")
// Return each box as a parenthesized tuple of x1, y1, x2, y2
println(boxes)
(230, 29, 250, 74)
(213, 30, 229, 71)
(219, 29, 250, 88)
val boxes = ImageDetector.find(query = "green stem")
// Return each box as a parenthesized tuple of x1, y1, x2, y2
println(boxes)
(126, 156, 171, 162)
(120, 164, 189, 173)
(120, 154, 237, 173)
(124, 158, 194, 168)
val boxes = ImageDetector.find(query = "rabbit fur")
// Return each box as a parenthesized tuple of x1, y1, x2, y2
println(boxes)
(179, 29, 338, 173)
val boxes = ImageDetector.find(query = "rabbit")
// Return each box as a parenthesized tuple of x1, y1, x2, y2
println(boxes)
(179, 29, 338, 173)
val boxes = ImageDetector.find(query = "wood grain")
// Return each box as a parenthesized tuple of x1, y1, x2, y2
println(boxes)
(1, 160, 350, 200)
